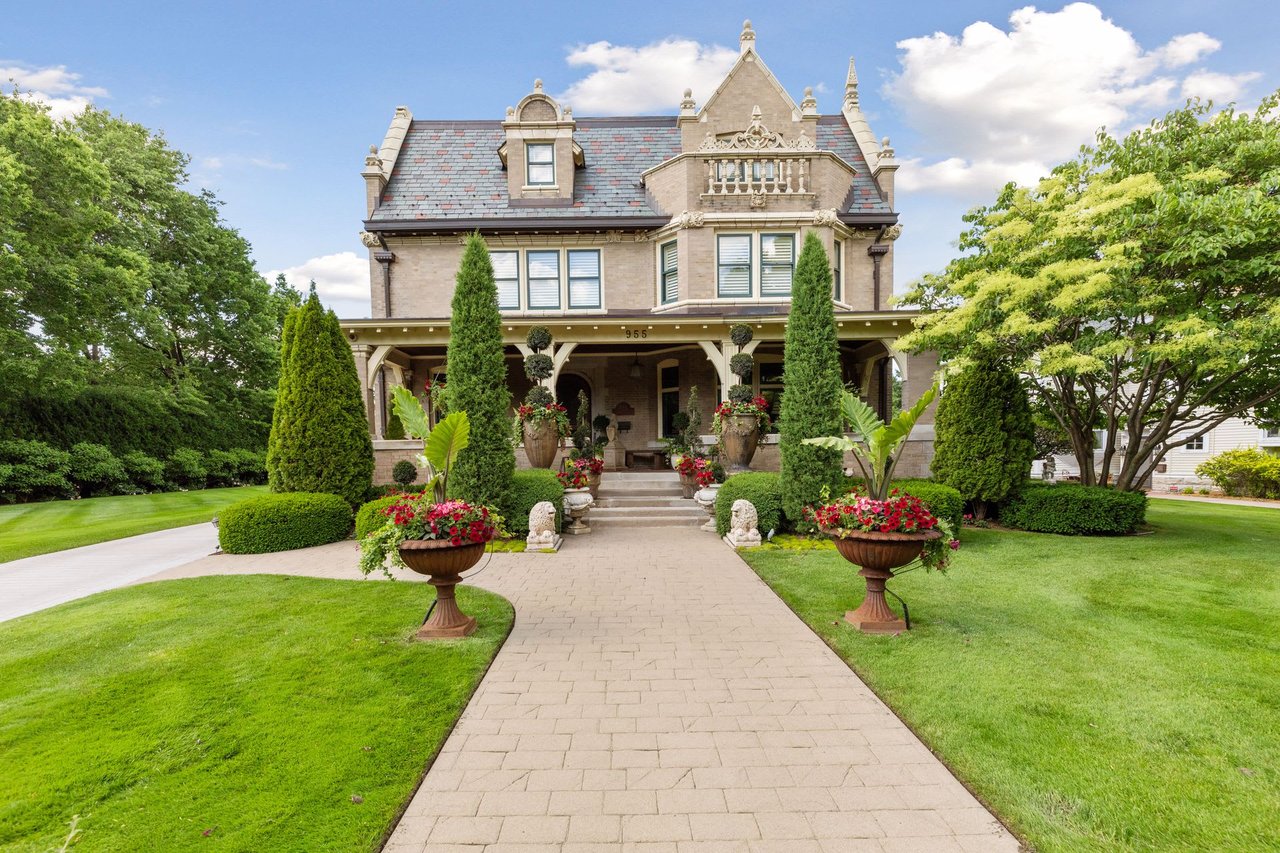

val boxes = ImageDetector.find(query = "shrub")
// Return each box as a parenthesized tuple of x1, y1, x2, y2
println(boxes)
(66, 442, 129, 497)
(524, 353, 553, 381)
(504, 468, 564, 537)
(0, 439, 73, 502)
(230, 448, 267, 485)
(1001, 484, 1147, 535)
(526, 325, 552, 353)
(931, 353, 1035, 516)
(204, 449, 240, 488)
(266, 292, 374, 505)
(1196, 448, 1280, 498)
(392, 459, 417, 487)
(355, 494, 401, 540)
(779, 233, 844, 524)
(120, 451, 167, 492)
(166, 448, 207, 490)
(716, 472, 784, 538)
(218, 492, 353, 554)
(843, 477, 964, 532)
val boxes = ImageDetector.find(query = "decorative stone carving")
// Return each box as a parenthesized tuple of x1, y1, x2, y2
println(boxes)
(364, 145, 381, 168)
(604, 230, 624, 243)
(679, 88, 697, 115)
(813, 209, 840, 227)
(723, 499, 762, 549)
(749, 191, 767, 208)
(882, 223, 903, 241)
(525, 501, 562, 552)
(879, 136, 896, 161)
(800, 86, 818, 115)
(673, 210, 705, 229)
(358, 230, 382, 249)
(697, 106, 816, 152)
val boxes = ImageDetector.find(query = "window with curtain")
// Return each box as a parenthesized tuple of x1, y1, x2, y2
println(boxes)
(526, 143, 555, 185)
(760, 234, 794, 297)
(660, 241, 678, 303)
(567, 250, 601, 308)
(717, 235, 752, 297)
(490, 251, 519, 310)
(526, 250, 560, 309)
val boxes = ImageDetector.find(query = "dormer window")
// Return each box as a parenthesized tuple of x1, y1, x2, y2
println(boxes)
(526, 143, 555, 186)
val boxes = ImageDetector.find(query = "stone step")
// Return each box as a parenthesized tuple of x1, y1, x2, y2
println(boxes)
(599, 473, 679, 485)
(590, 506, 706, 520)
(594, 496, 693, 508)
(595, 486, 684, 498)
(589, 513, 707, 528)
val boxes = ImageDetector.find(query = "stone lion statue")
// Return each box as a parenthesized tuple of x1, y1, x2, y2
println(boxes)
(526, 501, 560, 549)
(725, 499, 761, 548)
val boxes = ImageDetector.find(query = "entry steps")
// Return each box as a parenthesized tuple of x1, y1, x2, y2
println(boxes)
(590, 471, 706, 528)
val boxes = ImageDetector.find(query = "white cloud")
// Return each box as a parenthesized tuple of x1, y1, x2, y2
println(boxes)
(1181, 69, 1262, 104)
(558, 38, 738, 114)
(1, 63, 108, 119)
(885, 3, 1262, 197)
(248, 156, 289, 171)
(265, 251, 371, 318)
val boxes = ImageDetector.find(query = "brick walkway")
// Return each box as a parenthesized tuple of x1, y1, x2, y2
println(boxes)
(358, 526, 1018, 853)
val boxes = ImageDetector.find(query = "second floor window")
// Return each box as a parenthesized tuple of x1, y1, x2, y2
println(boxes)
(527, 251, 560, 309)
(660, 241, 678, 303)
(567, 250, 601, 309)
(526, 143, 555, 186)
(717, 235, 752, 298)
(833, 239, 843, 301)
(491, 251, 519, 310)
(760, 234, 795, 297)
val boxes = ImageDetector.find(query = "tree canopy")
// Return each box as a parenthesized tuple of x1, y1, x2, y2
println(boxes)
(900, 93, 1280, 490)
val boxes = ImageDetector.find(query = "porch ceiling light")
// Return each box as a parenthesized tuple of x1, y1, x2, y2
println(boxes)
(629, 352, 643, 380)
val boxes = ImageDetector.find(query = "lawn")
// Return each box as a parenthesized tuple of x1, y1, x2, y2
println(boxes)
(0, 575, 513, 852)
(740, 501, 1280, 852)
(0, 486, 267, 563)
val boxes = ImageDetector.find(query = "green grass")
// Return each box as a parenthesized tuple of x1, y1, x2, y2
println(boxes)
(0, 575, 513, 852)
(740, 501, 1280, 852)
(0, 487, 268, 563)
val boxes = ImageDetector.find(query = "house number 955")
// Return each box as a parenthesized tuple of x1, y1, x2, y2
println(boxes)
(624, 329, 648, 339)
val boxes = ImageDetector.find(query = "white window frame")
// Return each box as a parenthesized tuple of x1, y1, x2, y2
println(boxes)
(490, 250, 520, 311)
(659, 240, 679, 304)
(525, 142, 555, 187)
(1185, 436, 1205, 451)
(717, 233, 753, 298)
(759, 233, 796, 298)
(567, 249, 601, 310)
(486, 246, 606, 314)
(714, 232, 798, 302)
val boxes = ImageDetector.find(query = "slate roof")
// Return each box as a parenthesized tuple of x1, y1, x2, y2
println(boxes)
(367, 115, 890, 226)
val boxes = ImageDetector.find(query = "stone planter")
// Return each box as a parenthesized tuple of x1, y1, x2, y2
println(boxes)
(398, 538, 487, 639)
(721, 413, 759, 474)
(679, 472, 697, 499)
(586, 470, 601, 499)
(522, 419, 560, 469)
(831, 529, 942, 636)
(563, 487, 594, 535)
(694, 483, 720, 532)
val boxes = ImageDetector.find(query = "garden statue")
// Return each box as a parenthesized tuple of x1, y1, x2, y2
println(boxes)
(724, 499, 761, 548)
(526, 501, 562, 552)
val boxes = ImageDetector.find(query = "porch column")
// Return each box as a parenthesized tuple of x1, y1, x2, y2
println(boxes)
(698, 338, 761, 402)
(350, 344, 376, 434)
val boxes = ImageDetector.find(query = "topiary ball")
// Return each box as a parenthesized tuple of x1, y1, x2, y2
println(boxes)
(392, 459, 417, 486)
(728, 384, 754, 403)
(592, 414, 611, 430)
(525, 385, 553, 407)
(729, 352, 755, 381)
(524, 353, 554, 381)
(671, 412, 691, 432)
(526, 325, 552, 353)
(730, 323, 753, 348)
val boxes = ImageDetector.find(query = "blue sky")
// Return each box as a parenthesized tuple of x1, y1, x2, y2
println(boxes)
(5, 0, 1277, 316)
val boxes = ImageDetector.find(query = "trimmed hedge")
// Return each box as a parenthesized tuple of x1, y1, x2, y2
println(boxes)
(1001, 484, 1147, 535)
(355, 495, 401, 540)
(0, 440, 73, 503)
(716, 472, 784, 538)
(120, 451, 167, 492)
(218, 492, 353, 554)
(842, 477, 965, 532)
(67, 442, 129, 497)
(166, 448, 207, 490)
(505, 469, 564, 537)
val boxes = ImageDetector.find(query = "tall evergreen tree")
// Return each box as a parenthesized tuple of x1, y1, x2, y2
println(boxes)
(445, 234, 514, 507)
(779, 233, 845, 523)
(931, 354, 1036, 518)
(266, 290, 373, 504)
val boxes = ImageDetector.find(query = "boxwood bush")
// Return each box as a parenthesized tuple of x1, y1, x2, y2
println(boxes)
(716, 472, 784, 538)
(505, 468, 563, 536)
(355, 494, 401, 540)
(1001, 484, 1147, 535)
(218, 492, 353, 554)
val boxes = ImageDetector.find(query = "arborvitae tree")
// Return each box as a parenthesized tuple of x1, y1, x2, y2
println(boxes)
(931, 353, 1036, 518)
(266, 289, 373, 504)
(445, 234, 514, 507)
(779, 233, 844, 523)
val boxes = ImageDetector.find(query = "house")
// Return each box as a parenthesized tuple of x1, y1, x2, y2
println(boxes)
(341, 21, 937, 482)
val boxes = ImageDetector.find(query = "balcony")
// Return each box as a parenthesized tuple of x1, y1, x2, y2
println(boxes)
(702, 156, 812, 200)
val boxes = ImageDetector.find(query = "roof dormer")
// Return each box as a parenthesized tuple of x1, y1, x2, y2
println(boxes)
(499, 80, 583, 205)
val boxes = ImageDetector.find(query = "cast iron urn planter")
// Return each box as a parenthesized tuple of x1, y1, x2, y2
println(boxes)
(832, 529, 942, 636)
(398, 538, 486, 639)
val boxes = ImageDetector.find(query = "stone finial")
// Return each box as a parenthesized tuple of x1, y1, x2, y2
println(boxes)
(506, 105, 515, 118)
(680, 88, 696, 116)
(880, 136, 896, 160)
(740, 19, 756, 54)
(394, 105, 410, 118)
(533, 78, 544, 92)
(845, 56, 860, 108)
(364, 144, 380, 168)
(801, 86, 818, 115)
(563, 104, 573, 119)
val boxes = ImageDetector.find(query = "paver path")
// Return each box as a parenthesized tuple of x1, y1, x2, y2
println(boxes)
(150, 527, 1019, 852)
(0, 522, 216, 623)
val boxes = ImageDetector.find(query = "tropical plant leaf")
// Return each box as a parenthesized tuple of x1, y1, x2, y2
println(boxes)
(881, 382, 938, 451)
(424, 411, 470, 473)
(840, 390, 885, 439)
(391, 386, 431, 441)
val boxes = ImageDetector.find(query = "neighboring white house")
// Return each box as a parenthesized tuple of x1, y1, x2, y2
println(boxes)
(1042, 418, 1280, 490)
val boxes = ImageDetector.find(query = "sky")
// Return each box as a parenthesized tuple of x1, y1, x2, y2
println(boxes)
(4, 0, 1278, 318)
